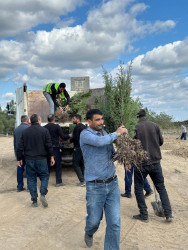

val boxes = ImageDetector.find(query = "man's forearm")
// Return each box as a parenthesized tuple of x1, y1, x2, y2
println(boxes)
(81, 132, 118, 147)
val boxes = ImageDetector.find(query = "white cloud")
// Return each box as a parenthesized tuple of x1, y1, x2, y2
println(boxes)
(130, 3, 148, 16)
(0, 0, 176, 86)
(0, 0, 84, 38)
(130, 40, 188, 119)
(108, 38, 188, 120)
(132, 39, 188, 79)
(2, 92, 15, 98)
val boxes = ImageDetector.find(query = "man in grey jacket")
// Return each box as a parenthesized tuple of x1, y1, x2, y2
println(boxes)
(14, 115, 30, 192)
(133, 109, 173, 222)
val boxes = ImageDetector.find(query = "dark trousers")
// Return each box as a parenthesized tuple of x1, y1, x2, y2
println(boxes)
(26, 159, 49, 200)
(124, 166, 152, 195)
(134, 162, 172, 218)
(17, 158, 25, 190)
(72, 147, 84, 182)
(48, 147, 62, 184)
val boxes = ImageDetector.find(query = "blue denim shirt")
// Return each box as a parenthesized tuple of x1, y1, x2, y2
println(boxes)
(80, 127, 118, 181)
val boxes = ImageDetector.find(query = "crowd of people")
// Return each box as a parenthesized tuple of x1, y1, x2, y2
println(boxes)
(13, 83, 174, 249)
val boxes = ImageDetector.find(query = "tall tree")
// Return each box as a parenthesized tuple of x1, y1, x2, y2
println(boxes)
(98, 63, 141, 136)
(6, 99, 16, 114)
(0, 99, 16, 135)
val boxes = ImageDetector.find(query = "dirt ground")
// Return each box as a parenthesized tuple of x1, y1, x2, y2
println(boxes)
(0, 135, 188, 250)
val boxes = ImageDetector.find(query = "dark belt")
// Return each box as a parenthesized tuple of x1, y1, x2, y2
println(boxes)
(89, 175, 117, 184)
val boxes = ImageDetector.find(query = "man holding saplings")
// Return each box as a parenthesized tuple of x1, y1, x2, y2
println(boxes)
(80, 109, 127, 249)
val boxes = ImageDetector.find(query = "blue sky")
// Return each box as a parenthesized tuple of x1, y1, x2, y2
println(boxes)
(0, 0, 188, 121)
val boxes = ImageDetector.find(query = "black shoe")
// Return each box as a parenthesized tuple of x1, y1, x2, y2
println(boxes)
(166, 215, 174, 222)
(17, 187, 26, 192)
(77, 181, 86, 187)
(145, 190, 153, 198)
(40, 195, 48, 207)
(31, 201, 38, 207)
(84, 233, 93, 248)
(31, 198, 38, 207)
(121, 193, 132, 198)
(55, 182, 66, 187)
(133, 214, 149, 223)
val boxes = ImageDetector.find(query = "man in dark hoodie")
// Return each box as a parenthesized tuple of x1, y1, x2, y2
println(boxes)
(17, 114, 55, 207)
(133, 109, 173, 223)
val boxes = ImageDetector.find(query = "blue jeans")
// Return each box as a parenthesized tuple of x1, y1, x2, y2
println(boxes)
(26, 159, 49, 200)
(181, 132, 187, 140)
(85, 178, 120, 250)
(124, 166, 152, 195)
(43, 91, 55, 114)
(17, 158, 25, 190)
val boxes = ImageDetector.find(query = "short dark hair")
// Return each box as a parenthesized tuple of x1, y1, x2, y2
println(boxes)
(59, 82, 66, 88)
(86, 109, 103, 120)
(137, 109, 146, 118)
(21, 115, 28, 123)
(73, 114, 82, 121)
(47, 114, 55, 122)
(30, 114, 40, 124)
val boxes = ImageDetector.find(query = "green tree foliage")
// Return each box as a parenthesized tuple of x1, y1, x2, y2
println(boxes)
(145, 108, 174, 129)
(68, 90, 93, 119)
(97, 63, 141, 136)
(0, 100, 16, 135)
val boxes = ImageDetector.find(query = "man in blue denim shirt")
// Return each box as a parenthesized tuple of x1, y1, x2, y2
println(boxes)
(80, 109, 127, 249)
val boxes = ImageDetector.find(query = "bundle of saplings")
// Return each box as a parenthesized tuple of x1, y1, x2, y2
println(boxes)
(115, 133, 148, 168)
(54, 109, 69, 123)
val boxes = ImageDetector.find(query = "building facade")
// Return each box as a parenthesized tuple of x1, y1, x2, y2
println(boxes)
(71, 76, 90, 91)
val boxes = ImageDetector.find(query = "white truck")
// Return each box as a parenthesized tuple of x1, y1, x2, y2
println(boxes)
(15, 83, 104, 165)
(15, 83, 78, 165)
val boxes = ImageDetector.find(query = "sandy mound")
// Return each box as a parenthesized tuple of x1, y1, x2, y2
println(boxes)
(161, 135, 188, 158)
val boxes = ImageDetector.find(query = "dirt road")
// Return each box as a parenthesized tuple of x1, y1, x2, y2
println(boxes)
(0, 136, 187, 250)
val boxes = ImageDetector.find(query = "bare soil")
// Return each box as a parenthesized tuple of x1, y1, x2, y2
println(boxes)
(0, 136, 187, 250)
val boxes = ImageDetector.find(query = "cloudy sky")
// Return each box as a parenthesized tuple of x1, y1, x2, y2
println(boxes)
(0, 0, 187, 121)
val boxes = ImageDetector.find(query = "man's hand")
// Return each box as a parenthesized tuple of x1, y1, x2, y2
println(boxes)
(50, 156, 55, 166)
(116, 125, 128, 136)
(65, 105, 69, 111)
(59, 106, 63, 112)
(17, 160, 23, 167)
(125, 165, 131, 172)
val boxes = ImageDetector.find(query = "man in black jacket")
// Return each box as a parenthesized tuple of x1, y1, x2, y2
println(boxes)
(70, 114, 86, 186)
(44, 114, 71, 186)
(17, 114, 55, 207)
(133, 109, 173, 222)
